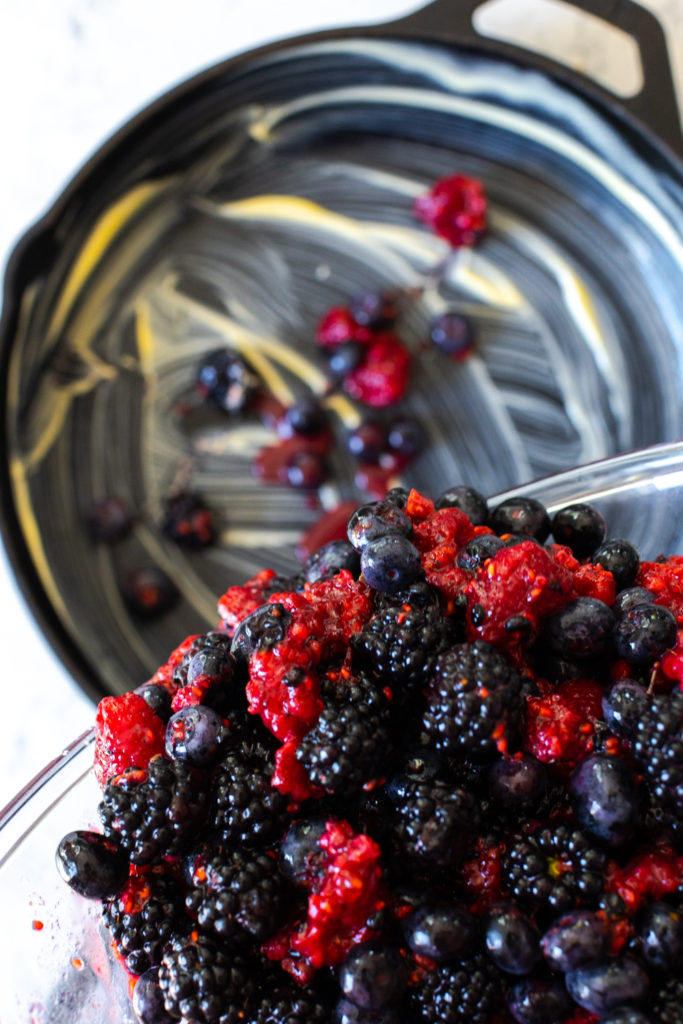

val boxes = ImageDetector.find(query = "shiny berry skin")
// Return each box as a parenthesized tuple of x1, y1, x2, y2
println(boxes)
(550, 503, 607, 558)
(196, 348, 261, 415)
(284, 397, 328, 436)
(132, 967, 175, 1024)
(456, 534, 504, 571)
(387, 416, 427, 460)
(508, 975, 573, 1024)
(414, 173, 487, 248)
(402, 903, 477, 962)
(384, 486, 410, 509)
(123, 567, 179, 618)
(543, 597, 615, 660)
(593, 539, 640, 590)
(602, 680, 649, 739)
(360, 534, 423, 594)
(567, 957, 650, 1015)
(87, 496, 134, 543)
(600, 1011, 653, 1024)
(489, 497, 550, 542)
(305, 540, 361, 584)
(231, 602, 291, 663)
(334, 1000, 402, 1024)
(488, 755, 547, 809)
(429, 312, 476, 359)
(484, 904, 541, 975)
(570, 754, 640, 846)
(55, 830, 128, 900)
(347, 500, 412, 552)
(347, 421, 388, 464)
(278, 819, 327, 887)
(164, 706, 233, 767)
(338, 944, 407, 1011)
(636, 900, 683, 971)
(135, 683, 173, 723)
(540, 911, 607, 973)
(286, 450, 327, 489)
(326, 341, 366, 379)
(613, 587, 653, 617)
(349, 291, 397, 328)
(613, 603, 678, 666)
(435, 484, 488, 525)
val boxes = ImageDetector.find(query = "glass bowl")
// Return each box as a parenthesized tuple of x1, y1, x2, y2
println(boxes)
(2, 439, 683, 1024)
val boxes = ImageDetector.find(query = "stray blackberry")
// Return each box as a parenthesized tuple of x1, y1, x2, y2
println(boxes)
(296, 674, 390, 794)
(351, 602, 452, 693)
(390, 778, 479, 867)
(503, 824, 605, 918)
(163, 491, 215, 548)
(186, 848, 288, 945)
(633, 690, 683, 815)
(158, 932, 255, 1024)
(245, 983, 330, 1024)
(212, 748, 290, 850)
(653, 977, 683, 1024)
(98, 755, 208, 864)
(422, 642, 523, 757)
(103, 872, 185, 976)
(411, 953, 502, 1024)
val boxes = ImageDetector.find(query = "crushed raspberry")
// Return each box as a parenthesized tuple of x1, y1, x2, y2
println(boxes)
(252, 433, 332, 487)
(637, 555, 683, 622)
(465, 541, 574, 647)
(147, 634, 200, 694)
(660, 628, 683, 687)
(549, 545, 616, 605)
(262, 820, 385, 980)
(343, 334, 411, 408)
(315, 306, 373, 347)
(217, 569, 279, 631)
(404, 488, 435, 523)
(272, 741, 322, 802)
(523, 679, 604, 764)
(413, 507, 478, 551)
(93, 693, 166, 788)
(461, 837, 505, 912)
(605, 846, 683, 913)
(414, 173, 488, 248)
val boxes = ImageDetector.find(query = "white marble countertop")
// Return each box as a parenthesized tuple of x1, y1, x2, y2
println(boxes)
(1, 0, 682, 812)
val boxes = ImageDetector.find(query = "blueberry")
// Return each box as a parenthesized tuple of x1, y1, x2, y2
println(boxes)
(387, 416, 427, 460)
(602, 680, 649, 739)
(507, 975, 573, 1024)
(402, 902, 477, 961)
(489, 755, 547, 809)
(305, 540, 361, 584)
(613, 603, 677, 666)
(196, 348, 261, 415)
(326, 341, 366, 379)
(360, 534, 423, 594)
(349, 290, 396, 328)
(286, 450, 327, 489)
(489, 497, 550, 542)
(186, 644, 237, 689)
(231, 603, 291, 663)
(279, 819, 327, 886)
(430, 312, 476, 358)
(636, 900, 683, 971)
(540, 911, 607, 972)
(163, 491, 215, 548)
(135, 683, 173, 723)
(485, 904, 541, 975)
(283, 396, 328, 437)
(457, 534, 504, 571)
(593, 539, 640, 591)
(55, 830, 128, 900)
(384, 486, 410, 509)
(570, 754, 640, 846)
(165, 706, 233, 767)
(613, 587, 654, 617)
(550, 503, 607, 558)
(347, 500, 412, 552)
(566, 957, 649, 1014)
(544, 597, 615, 660)
(132, 967, 175, 1023)
(347, 421, 388, 464)
(334, 999, 402, 1024)
(435, 485, 488, 525)
(600, 1009, 653, 1024)
(123, 567, 179, 618)
(87, 496, 134, 544)
(338, 944, 406, 1010)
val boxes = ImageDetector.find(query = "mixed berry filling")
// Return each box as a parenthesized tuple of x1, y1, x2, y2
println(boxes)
(57, 487, 683, 1024)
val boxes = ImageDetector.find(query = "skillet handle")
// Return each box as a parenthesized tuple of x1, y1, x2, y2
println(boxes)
(386, 0, 683, 162)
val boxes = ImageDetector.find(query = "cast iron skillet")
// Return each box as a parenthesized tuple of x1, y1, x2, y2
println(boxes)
(1, 0, 682, 703)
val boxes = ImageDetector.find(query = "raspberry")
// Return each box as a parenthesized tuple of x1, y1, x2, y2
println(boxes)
(413, 174, 488, 248)
(343, 334, 411, 408)
(218, 569, 282, 631)
(523, 679, 604, 764)
(636, 555, 683, 622)
(605, 846, 683, 913)
(315, 305, 373, 347)
(93, 693, 166, 788)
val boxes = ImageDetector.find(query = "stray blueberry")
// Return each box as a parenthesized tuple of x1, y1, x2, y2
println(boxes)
(338, 944, 406, 1011)
(123, 568, 179, 618)
(196, 348, 261, 415)
(484, 903, 541, 975)
(565, 957, 649, 1014)
(56, 830, 128, 900)
(87, 496, 134, 544)
(402, 902, 477, 962)
(430, 312, 475, 359)
(347, 421, 388, 465)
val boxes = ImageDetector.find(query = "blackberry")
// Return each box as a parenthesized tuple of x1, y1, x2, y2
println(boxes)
(212, 748, 290, 850)
(653, 977, 683, 1024)
(422, 642, 523, 757)
(390, 778, 479, 867)
(633, 690, 683, 815)
(351, 602, 452, 693)
(186, 848, 288, 945)
(411, 953, 502, 1024)
(158, 932, 255, 1023)
(296, 675, 390, 794)
(98, 756, 208, 864)
(503, 824, 605, 917)
(123, 567, 179, 617)
(163, 491, 215, 548)
(246, 982, 330, 1023)
(103, 872, 185, 976)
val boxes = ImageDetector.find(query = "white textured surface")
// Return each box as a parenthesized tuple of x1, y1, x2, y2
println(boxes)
(0, 0, 681, 811)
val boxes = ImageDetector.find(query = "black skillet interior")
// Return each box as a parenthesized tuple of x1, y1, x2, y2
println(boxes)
(1, 0, 682, 701)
